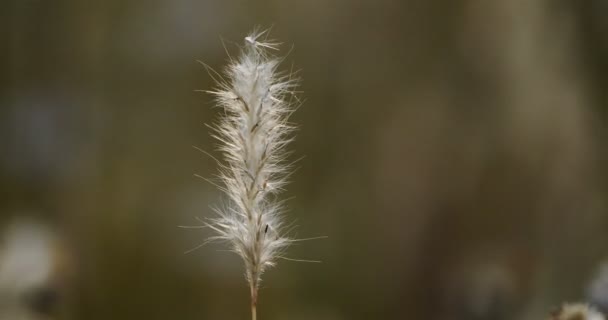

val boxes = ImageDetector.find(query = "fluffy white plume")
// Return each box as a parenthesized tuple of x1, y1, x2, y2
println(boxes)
(204, 29, 300, 314)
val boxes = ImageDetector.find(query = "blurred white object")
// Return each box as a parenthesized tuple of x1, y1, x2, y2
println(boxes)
(588, 261, 608, 313)
(550, 304, 605, 320)
(0, 219, 62, 319)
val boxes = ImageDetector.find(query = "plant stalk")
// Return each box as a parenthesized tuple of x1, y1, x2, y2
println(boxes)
(251, 285, 258, 320)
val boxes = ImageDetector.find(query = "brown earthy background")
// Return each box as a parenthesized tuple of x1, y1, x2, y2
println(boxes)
(2, 1, 608, 319)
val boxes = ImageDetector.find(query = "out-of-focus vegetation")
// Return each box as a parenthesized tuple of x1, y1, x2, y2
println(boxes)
(2, 1, 608, 319)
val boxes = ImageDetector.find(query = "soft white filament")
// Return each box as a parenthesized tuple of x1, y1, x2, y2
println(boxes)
(205, 30, 299, 303)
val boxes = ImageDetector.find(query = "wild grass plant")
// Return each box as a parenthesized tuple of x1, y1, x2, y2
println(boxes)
(199, 29, 307, 320)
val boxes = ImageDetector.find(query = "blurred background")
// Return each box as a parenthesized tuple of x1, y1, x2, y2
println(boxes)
(2, 0, 608, 319)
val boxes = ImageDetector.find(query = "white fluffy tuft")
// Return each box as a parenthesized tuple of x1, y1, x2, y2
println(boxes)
(204, 29, 300, 301)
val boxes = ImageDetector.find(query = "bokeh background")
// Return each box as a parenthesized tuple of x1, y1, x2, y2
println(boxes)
(2, 0, 608, 319)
